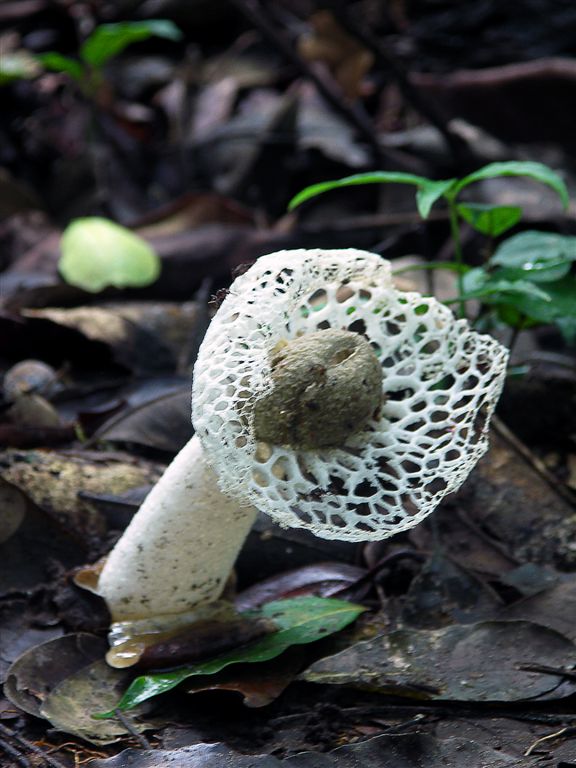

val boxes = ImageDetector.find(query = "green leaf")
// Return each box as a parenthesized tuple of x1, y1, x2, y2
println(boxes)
(288, 172, 456, 219)
(415, 179, 456, 218)
(96, 597, 365, 715)
(457, 203, 522, 237)
(490, 231, 576, 282)
(448, 268, 553, 305)
(36, 52, 84, 82)
(454, 161, 569, 210)
(0, 51, 42, 85)
(59, 217, 161, 292)
(496, 275, 576, 324)
(80, 20, 182, 69)
(392, 260, 471, 277)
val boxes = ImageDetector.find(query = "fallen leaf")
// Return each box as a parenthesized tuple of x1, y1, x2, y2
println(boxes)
(301, 620, 576, 702)
(24, 301, 206, 374)
(401, 553, 502, 629)
(235, 562, 368, 611)
(4, 633, 107, 716)
(0, 600, 64, 684)
(0, 477, 87, 594)
(93, 386, 192, 453)
(0, 448, 161, 536)
(103, 597, 365, 714)
(4, 633, 156, 744)
(499, 578, 576, 642)
(87, 733, 524, 766)
(184, 649, 305, 708)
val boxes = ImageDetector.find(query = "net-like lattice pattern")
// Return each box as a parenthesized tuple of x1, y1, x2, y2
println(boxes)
(192, 249, 508, 541)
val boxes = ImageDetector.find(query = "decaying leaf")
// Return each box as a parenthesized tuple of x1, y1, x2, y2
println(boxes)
(4, 633, 157, 744)
(0, 448, 161, 535)
(88, 733, 524, 767)
(4, 633, 107, 717)
(301, 620, 576, 702)
(103, 597, 365, 714)
(93, 387, 192, 453)
(0, 477, 87, 594)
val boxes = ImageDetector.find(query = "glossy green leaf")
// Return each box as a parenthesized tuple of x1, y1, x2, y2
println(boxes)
(36, 52, 84, 82)
(415, 179, 456, 218)
(288, 172, 456, 219)
(96, 597, 365, 715)
(450, 268, 553, 305)
(59, 217, 161, 292)
(457, 203, 522, 237)
(496, 275, 576, 324)
(454, 161, 569, 209)
(80, 20, 182, 69)
(493, 277, 576, 342)
(490, 231, 576, 282)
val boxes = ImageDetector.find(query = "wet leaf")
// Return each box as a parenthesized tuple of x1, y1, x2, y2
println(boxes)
(0, 600, 64, 684)
(4, 633, 107, 716)
(93, 386, 191, 453)
(498, 563, 560, 599)
(59, 218, 161, 293)
(500, 578, 576, 642)
(137, 616, 276, 671)
(88, 733, 524, 766)
(302, 620, 576, 702)
(40, 659, 151, 744)
(0, 478, 27, 543)
(1, 448, 161, 537)
(0, 477, 87, 594)
(183, 649, 305, 708)
(235, 562, 368, 611)
(457, 428, 576, 570)
(490, 231, 576, 279)
(101, 597, 365, 714)
(4, 633, 155, 744)
(25, 301, 205, 374)
(401, 553, 502, 629)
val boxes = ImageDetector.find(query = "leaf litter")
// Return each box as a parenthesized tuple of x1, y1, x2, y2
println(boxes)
(1, 1, 576, 765)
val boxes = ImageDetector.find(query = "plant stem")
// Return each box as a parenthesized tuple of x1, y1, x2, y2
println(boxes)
(507, 315, 528, 358)
(448, 201, 466, 318)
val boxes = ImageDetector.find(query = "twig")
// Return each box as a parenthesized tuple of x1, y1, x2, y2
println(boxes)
(113, 710, 151, 749)
(0, 723, 68, 768)
(325, 0, 470, 166)
(493, 416, 576, 508)
(517, 663, 576, 682)
(228, 0, 383, 165)
(0, 737, 31, 768)
(524, 726, 576, 757)
(454, 507, 521, 565)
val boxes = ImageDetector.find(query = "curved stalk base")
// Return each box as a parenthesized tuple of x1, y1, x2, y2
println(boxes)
(97, 434, 257, 623)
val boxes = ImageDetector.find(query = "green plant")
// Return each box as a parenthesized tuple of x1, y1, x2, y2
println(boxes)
(36, 20, 182, 95)
(289, 162, 576, 342)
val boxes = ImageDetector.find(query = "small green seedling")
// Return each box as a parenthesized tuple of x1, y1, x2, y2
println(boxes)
(59, 217, 161, 292)
(1, 20, 181, 94)
(290, 162, 576, 342)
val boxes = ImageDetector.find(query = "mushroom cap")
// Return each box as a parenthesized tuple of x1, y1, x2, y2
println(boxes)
(192, 249, 508, 542)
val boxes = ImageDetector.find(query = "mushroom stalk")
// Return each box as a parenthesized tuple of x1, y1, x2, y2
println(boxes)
(97, 434, 257, 622)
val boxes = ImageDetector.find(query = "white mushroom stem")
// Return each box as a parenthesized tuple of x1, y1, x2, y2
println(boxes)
(97, 434, 257, 622)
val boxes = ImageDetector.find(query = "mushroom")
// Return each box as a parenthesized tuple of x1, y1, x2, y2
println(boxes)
(95, 248, 508, 665)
